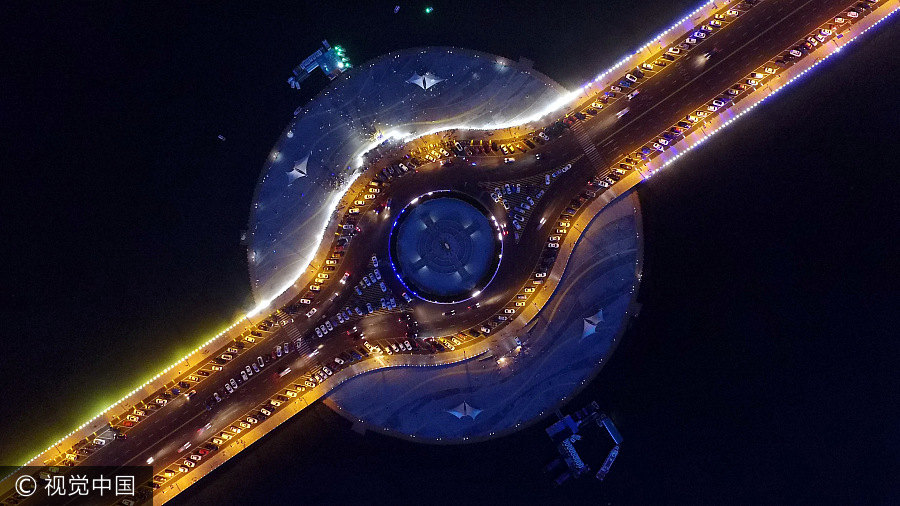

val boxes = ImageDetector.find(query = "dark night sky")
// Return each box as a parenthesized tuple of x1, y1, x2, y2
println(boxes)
(2, 1, 898, 503)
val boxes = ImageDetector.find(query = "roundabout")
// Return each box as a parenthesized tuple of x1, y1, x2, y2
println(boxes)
(389, 191, 502, 304)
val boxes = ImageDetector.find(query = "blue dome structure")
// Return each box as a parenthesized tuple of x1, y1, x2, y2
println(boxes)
(389, 192, 502, 303)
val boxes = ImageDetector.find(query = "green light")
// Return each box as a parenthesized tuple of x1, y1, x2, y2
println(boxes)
(425, 6, 433, 14)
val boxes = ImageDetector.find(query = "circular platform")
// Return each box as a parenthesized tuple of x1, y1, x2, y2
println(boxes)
(390, 192, 501, 303)
(327, 192, 643, 443)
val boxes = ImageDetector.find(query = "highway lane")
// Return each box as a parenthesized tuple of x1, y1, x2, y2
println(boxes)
(11, 0, 879, 500)
(138, 0, 852, 476)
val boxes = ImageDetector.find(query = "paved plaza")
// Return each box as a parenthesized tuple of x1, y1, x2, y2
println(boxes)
(326, 192, 643, 441)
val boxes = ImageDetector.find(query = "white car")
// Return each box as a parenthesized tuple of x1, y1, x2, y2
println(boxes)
(667, 47, 681, 55)
(404, 340, 412, 350)
(374, 269, 381, 280)
(379, 281, 388, 292)
(548, 242, 559, 248)
(625, 73, 638, 82)
(315, 327, 323, 338)
(224, 383, 233, 394)
(504, 308, 516, 314)
(334, 357, 344, 365)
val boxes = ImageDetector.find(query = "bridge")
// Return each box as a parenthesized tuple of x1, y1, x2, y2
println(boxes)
(2, 0, 896, 503)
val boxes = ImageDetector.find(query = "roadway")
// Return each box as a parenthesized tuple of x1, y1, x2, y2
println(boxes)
(6, 0, 881, 502)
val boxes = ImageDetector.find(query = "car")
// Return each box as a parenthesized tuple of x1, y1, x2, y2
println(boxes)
(746, 79, 759, 86)
(309, 284, 321, 292)
(390, 343, 399, 353)
(712, 99, 725, 108)
(709, 19, 722, 27)
(378, 281, 388, 292)
(694, 30, 707, 39)
(548, 242, 559, 249)
(337, 313, 345, 324)
(355, 306, 363, 316)
(549, 235, 561, 242)
(183, 460, 195, 468)
(627, 90, 640, 100)
(240, 371, 249, 381)
(726, 9, 740, 17)
(324, 321, 333, 331)
(315, 327, 323, 338)
(251, 362, 259, 373)
(624, 73, 638, 82)
(348, 207, 360, 214)
(270, 399, 282, 407)
(652, 142, 665, 151)
(275, 345, 282, 357)
(366, 302, 374, 313)
(667, 47, 681, 55)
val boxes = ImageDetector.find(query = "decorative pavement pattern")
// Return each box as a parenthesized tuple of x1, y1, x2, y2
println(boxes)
(325, 192, 643, 441)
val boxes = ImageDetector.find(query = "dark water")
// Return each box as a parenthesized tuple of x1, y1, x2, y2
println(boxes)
(3, 1, 898, 503)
